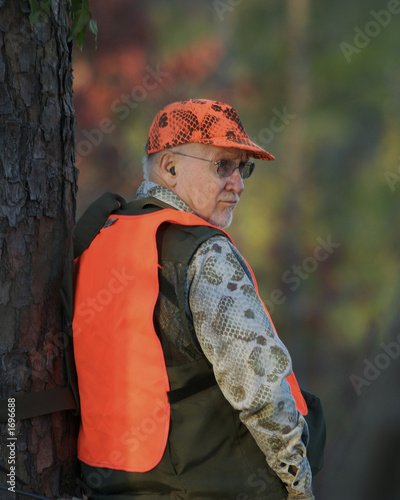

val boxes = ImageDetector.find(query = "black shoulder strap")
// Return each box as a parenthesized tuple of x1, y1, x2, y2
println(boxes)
(301, 389, 326, 476)
(73, 192, 127, 258)
(121, 195, 174, 214)
(0, 192, 126, 422)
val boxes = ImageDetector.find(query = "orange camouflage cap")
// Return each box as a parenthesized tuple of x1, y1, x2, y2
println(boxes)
(145, 99, 275, 161)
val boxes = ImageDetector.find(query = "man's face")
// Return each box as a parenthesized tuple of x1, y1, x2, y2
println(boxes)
(171, 144, 247, 228)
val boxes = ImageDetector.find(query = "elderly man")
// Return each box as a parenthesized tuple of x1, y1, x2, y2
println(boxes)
(74, 99, 317, 499)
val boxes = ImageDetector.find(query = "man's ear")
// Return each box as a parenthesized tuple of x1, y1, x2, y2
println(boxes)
(158, 150, 178, 187)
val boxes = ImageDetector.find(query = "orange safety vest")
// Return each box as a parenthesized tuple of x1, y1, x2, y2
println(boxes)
(73, 209, 307, 473)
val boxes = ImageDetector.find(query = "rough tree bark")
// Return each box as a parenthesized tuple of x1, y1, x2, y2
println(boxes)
(0, 0, 78, 497)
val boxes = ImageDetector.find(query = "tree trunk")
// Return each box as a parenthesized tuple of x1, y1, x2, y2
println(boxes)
(320, 284, 400, 499)
(0, 0, 78, 497)
(279, 0, 312, 378)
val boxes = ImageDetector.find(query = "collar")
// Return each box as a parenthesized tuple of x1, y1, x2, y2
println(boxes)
(136, 181, 194, 214)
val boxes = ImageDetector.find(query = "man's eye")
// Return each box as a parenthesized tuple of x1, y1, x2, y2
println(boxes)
(216, 161, 230, 176)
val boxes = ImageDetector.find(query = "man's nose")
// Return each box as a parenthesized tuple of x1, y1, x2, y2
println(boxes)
(226, 167, 244, 194)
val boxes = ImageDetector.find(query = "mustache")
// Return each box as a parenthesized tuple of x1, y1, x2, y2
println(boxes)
(220, 196, 240, 203)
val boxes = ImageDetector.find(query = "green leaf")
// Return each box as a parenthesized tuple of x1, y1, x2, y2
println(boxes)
(89, 18, 98, 48)
(89, 18, 98, 37)
(42, 0, 51, 15)
(29, 0, 41, 25)
(75, 24, 87, 51)
(29, 0, 97, 49)
(69, 0, 81, 16)
(42, 0, 51, 14)
(29, 0, 50, 25)
(69, 0, 91, 42)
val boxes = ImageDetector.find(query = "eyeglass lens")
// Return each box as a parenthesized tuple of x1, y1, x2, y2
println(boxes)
(217, 160, 255, 179)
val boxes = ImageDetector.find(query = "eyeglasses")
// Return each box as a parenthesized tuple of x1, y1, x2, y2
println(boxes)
(172, 151, 255, 179)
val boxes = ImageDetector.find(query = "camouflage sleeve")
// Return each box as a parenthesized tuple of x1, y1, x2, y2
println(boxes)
(187, 235, 314, 498)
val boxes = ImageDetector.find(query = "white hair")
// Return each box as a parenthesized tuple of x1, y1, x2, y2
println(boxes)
(142, 152, 162, 181)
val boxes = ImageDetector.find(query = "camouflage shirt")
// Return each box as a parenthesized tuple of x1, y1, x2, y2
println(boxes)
(136, 181, 314, 499)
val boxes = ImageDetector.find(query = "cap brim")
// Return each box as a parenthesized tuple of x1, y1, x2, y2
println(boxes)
(204, 135, 275, 161)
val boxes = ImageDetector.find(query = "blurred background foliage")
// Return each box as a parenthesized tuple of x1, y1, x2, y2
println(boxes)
(72, 0, 400, 496)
